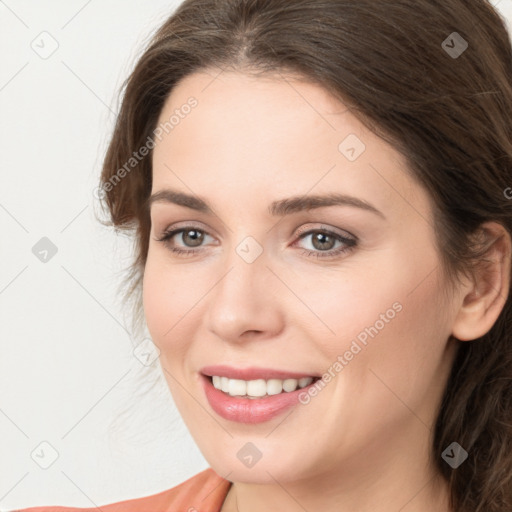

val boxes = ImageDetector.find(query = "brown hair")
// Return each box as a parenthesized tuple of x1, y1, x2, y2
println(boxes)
(97, 1, 512, 510)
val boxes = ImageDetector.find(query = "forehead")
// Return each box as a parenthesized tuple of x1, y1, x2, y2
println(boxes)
(155, 69, 358, 153)
(151, 70, 431, 224)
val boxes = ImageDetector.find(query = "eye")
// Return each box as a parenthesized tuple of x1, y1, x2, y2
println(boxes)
(154, 226, 215, 257)
(293, 226, 357, 259)
(154, 224, 357, 260)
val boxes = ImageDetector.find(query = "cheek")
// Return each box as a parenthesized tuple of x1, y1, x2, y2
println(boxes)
(336, 270, 450, 420)
(142, 254, 200, 354)
(142, 262, 169, 339)
(288, 258, 406, 347)
(308, 248, 449, 394)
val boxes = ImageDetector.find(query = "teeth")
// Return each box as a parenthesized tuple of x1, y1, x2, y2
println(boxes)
(283, 378, 298, 392)
(298, 377, 313, 388)
(228, 379, 247, 396)
(267, 379, 283, 396)
(210, 375, 314, 397)
(247, 379, 266, 397)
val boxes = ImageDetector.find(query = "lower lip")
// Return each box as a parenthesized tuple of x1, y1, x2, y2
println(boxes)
(201, 374, 317, 424)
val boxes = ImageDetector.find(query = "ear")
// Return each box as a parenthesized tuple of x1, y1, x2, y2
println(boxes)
(451, 222, 511, 341)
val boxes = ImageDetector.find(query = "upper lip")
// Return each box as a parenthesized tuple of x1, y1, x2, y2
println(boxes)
(200, 364, 320, 381)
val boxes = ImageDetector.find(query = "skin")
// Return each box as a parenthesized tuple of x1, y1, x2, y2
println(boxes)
(142, 68, 510, 512)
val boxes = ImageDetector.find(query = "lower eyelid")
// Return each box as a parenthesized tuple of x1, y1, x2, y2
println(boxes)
(295, 234, 356, 255)
(166, 229, 215, 246)
(157, 226, 356, 257)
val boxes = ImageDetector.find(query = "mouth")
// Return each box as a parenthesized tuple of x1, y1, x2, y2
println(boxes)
(199, 365, 322, 424)
(203, 374, 321, 399)
(200, 364, 321, 398)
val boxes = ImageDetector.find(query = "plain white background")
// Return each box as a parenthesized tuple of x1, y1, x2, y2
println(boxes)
(1, 0, 511, 509)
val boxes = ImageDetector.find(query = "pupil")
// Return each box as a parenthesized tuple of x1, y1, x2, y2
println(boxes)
(184, 229, 203, 247)
(312, 232, 334, 250)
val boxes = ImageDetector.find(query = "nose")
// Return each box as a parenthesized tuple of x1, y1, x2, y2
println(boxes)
(205, 248, 285, 344)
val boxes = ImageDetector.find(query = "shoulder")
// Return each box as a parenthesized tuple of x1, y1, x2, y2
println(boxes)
(14, 467, 232, 512)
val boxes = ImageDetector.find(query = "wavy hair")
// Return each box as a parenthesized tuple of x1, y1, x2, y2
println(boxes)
(97, 1, 512, 510)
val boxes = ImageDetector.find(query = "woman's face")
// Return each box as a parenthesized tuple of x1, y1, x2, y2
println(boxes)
(143, 69, 461, 485)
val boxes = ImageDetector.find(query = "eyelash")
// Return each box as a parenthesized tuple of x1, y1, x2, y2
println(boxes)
(154, 224, 357, 260)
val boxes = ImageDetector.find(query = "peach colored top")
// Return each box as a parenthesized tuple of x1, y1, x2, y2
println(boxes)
(14, 468, 232, 512)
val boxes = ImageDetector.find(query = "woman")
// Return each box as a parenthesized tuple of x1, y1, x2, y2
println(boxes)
(17, 0, 512, 511)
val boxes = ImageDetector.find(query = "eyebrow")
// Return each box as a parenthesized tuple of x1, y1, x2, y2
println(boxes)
(148, 188, 385, 219)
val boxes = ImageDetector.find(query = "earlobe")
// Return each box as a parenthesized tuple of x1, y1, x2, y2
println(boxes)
(451, 222, 511, 342)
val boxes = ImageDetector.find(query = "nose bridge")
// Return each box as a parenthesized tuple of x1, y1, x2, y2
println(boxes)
(205, 237, 282, 341)
(219, 232, 269, 294)
(216, 239, 269, 311)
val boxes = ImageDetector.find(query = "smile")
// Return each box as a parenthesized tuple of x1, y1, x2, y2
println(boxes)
(210, 375, 317, 398)
(200, 365, 322, 424)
